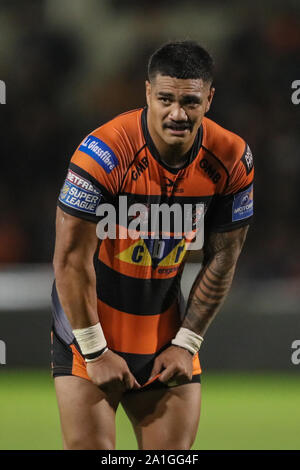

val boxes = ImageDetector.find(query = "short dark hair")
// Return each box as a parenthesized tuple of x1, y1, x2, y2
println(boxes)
(148, 40, 214, 84)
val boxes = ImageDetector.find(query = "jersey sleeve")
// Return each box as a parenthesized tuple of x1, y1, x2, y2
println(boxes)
(207, 143, 254, 232)
(57, 129, 126, 223)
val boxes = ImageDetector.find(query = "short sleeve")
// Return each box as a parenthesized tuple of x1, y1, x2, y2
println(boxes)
(57, 131, 123, 223)
(206, 143, 254, 232)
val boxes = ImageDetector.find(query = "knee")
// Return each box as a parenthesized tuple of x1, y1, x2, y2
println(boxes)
(142, 435, 195, 450)
(64, 433, 114, 450)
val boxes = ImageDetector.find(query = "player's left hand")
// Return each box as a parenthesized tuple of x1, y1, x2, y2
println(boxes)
(149, 345, 194, 384)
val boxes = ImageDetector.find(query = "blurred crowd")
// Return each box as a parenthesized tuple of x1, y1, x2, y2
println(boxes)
(0, 0, 299, 279)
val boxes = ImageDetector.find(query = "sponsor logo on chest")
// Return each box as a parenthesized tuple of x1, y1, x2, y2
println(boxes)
(131, 156, 149, 180)
(199, 158, 221, 184)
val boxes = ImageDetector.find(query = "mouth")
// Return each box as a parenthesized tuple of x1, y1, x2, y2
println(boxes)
(164, 124, 191, 136)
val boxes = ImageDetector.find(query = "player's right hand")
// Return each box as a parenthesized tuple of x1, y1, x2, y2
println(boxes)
(86, 349, 141, 393)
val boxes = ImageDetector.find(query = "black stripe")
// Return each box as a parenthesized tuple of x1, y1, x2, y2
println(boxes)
(120, 192, 212, 206)
(57, 200, 99, 223)
(96, 260, 180, 315)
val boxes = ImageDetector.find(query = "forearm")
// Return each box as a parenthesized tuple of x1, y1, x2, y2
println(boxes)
(182, 258, 236, 336)
(182, 227, 248, 337)
(54, 256, 98, 329)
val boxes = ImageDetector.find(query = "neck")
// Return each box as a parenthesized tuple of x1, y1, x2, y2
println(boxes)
(147, 116, 194, 168)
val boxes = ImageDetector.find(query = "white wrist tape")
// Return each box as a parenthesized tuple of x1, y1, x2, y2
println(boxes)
(72, 322, 107, 356)
(171, 327, 204, 356)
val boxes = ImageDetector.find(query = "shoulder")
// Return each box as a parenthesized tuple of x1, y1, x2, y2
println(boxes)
(68, 108, 145, 195)
(201, 117, 250, 175)
(86, 108, 145, 167)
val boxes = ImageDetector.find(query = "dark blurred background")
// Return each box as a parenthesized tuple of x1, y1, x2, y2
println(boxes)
(0, 0, 299, 275)
(0, 0, 300, 366)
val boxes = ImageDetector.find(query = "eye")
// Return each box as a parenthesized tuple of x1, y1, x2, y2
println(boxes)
(159, 97, 171, 105)
(184, 101, 199, 109)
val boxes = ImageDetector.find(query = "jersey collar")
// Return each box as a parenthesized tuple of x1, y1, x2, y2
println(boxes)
(141, 107, 203, 174)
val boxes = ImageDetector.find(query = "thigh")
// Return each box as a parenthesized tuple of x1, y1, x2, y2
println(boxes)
(55, 375, 123, 450)
(121, 383, 201, 450)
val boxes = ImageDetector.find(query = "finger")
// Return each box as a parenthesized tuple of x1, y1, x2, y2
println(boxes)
(123, 371, 141, 390)
(133, 378, 141, 389)
(142, 374, 161, 388)
(123, 371, 133, 390)
(159, 366, 177, 383)
(167, 375, 190, 388)
(175, 369, 193, 382)
(149, 359, 163, 380)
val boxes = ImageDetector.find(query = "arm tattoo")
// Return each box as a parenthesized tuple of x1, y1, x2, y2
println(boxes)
(182, 226, 249, 336)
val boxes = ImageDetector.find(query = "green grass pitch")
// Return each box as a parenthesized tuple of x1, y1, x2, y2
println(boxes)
(0, 370, 299, 450)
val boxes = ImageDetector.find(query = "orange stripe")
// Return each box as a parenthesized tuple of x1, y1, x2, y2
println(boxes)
(192, 353, 202, 375)
(70, 344, 90, 381)
(98, 299, 181, 354)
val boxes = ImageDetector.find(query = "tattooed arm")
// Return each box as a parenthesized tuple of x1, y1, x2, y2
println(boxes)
(182, 226, 249, 336)
(151, 226, 248, 383)
(150, 226, 249, 383)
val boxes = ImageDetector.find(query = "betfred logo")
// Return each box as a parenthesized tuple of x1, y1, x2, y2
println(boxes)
(66, 170, 99, 194)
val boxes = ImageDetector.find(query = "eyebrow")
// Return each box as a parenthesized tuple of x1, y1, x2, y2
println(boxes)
(157, 92, 202, 104)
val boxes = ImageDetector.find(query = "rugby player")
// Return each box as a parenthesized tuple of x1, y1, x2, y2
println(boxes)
(52, 41, 254, 450)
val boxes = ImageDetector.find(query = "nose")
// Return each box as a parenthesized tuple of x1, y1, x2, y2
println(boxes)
(168, 103, 188, 122)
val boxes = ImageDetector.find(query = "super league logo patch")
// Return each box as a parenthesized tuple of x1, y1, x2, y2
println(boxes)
(59, 170, 102, 215)
(241, 145, 254, 175)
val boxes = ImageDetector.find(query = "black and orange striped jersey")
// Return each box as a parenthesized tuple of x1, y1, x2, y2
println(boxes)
(53, 107, 254, 384)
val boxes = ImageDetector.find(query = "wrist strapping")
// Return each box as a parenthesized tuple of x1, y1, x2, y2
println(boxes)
(171, 327, 204, 356)
(73, 322, 107, 361)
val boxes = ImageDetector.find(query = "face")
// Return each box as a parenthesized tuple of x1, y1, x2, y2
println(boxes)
(146, 74, 215, 150)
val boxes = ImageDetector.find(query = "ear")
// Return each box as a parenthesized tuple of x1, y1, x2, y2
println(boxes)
(145, 80, 151, 107)
(205, 86, 215, 113)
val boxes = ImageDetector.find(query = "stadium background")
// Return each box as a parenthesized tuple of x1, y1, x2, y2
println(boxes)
(0, 0, 300, 450)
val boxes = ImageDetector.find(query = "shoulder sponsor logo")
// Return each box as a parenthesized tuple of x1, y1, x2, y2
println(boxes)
(199, 158, 221, 184)
(59, 170, 102, 214)
(79, 135, 119, 173)
(232, 184, 253, 222)
(241, 145, 253, 175)
(131, 156, 149, 180)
